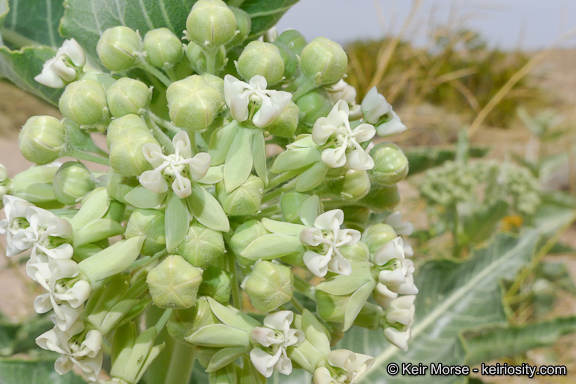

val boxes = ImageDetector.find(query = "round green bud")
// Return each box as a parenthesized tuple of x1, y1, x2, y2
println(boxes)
(186, 0, 237, 46)
(201, 73, 225, 96)
(226, 7, 251, 48)
(168, 298, 217, 341)
(11, 165, 60, 208)
(216, 175, 264, 216)
(316, 290, 348, 323)
(59, 79, 108, 126)
(147, 255, 203, 309)
(369, 143, 409, 186)
(229, 220, 268, 267)
(341, 205, 370, 229)
(280, 191, 310, 223)
(272, 42, 298, 81)
(106, 78, 152, 117)
(296, 88, 333, 126)
(18, 116, 66, 165)
(266, 101, 299, 138)
(340, 241, 370, 263)
(125, 209, 166, 256)
(107, 114, 159, 176)
(143, 28, 183, 68)
(167, 75, 223, 131)
(177, 222, 225, 267)
(236, 41, 285, 84)
(198, 266, 232, 305)
(106, 171, 139, 204)
(362, 224, 397, 254)
(97, 26, 142, 71)
(276, 29, 307, 55)
(300, 37, 347, 85)
(330, 169, 371, 201)
(52, 162, 95, 204)
(244, 261, 293, 312)
(360, 184, 401, 212)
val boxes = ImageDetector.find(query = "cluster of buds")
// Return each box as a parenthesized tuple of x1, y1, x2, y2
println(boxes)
(1, 0, 417, 382)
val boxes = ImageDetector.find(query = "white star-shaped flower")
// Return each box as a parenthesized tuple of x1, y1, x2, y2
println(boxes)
(299, 209, 360, 277)
(383, 295, 416, 351)
(313, 349, 374, 384)
(384, 211, 414, 257)
(35, 38, 86, 88)
(224, 75, 292, 128)
(312, 100, 376, 170)
(36, 325, 103, 382)
(374, 237, 418, 299)
(250, 311, 304, 378)
(140, 131, 211, 199)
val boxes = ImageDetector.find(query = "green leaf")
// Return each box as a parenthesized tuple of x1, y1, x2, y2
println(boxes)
(206, 346, 247, 372)
(0, 358, 86, 384)
(461, 200, 509, 244)
(270, 367, 312, 383)
(252, 130, 268, 185)
(405, 146, 489, 176)
(261, 218, 305, 236)
(73, 218, 125, 246)
(295, 162, 328, 192)
(224, 127, 254, 192)
(240, 233, 304, 261)
(209, 122, 237, 166)
(186, 324, 249, 348)
(299, 195, 321, 227)
(463, 317, 576, 366)
(240, 0, 300, 39)
(59, 0, 197, 62)
(124, 186, 167, 209)
(343, 280, 376, 332)
(2, 0, 65, 49)
(165, 190, 189, 252)
(337, 231, 540, 383)
(186, 183, 230, 232)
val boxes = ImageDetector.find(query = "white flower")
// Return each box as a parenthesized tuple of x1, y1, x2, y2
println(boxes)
(313, 349, 374, 384)
(384, 295, 416, 352)
(376, 110, 406, 137)
(360, 87, 391, 125)
(36, 325, 103, 382)
(299, 210, 360, 277)
(34, 38, 86, 88)
(327, 80, 361, 119)
(385, 211, 414, 257)
(383, 327, 411, 352)
(224, 75, 292, 127)
(250, 311, 304, 377)
(374, 237, 418, 297)
(140, 131, 211, 199)
(312, 100, 376, 170)
(0, 195, 73, 258)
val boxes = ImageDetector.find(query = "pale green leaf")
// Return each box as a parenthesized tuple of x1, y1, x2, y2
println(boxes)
(0, 358, 86, 384)
(224, 127, 254, 192)
(240, 0, 300, 39)
(186, 183, 230, 232)
(343, 280, 376, 332)
(186, 324, 249, 348)
(299, 195, 321, 227)
(252, 130, 268, 185)
(261, 218, 305, 236)
(206, 346, 248, 372)
(73, 218, 125, 247)
(241, 233, 304, 261)
(124, 186, 167, 209)
(295, 162, 328, 192)
(165, 190, 189, 252)
(209, 122, 237, 166)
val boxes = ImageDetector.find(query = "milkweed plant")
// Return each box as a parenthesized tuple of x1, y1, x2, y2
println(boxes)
(0, 0, 417, 382)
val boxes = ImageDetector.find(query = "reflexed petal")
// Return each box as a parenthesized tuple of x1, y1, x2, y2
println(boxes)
(35, 59, 66, 88)
(253, 104, 280, 128)
(313, 367, 333, 384)
(314, 209, 344, 231)
(361, 87, 390, 124)
(311, 117, 338, 145)
(173, 131, 192, 159)
(224, 75, 247, 106)
(263, 311, 293, 331)
(171, 176, 192, 199)
(275, 353, 293, 375)
(299, 227, 324, 247)
(34, 294, 53, 314)
(373, 237, 403, 265)
(321, 145, 347, 168)
(248, 75, 268, 90)
(378, 269, 407, 286)
(384, 327, 410, 351)
(351, 123, 376, 143)
(387, 295, 416, 325)
(376, 111, 407, 137)
(187, 152, 211, 181)
(346, 149, 374, 171)
(52, 304, 83, 331)
(142, 143, 164, 168)
(251, 326, 276, 347)
(50, 59, 76, 82)
(140, 169, 169, 194)
(375, 282, 398, 300)
(75, 350, 103, 382)
(59, 38, 86, 67)
(337, 229, 361, 247)
(230, 96, 250, 122)
(250, 347, 279, 378)
(303, 251, 330, 277)
(327, 253, 352, 275)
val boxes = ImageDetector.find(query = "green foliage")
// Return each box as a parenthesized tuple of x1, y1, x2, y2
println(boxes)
(0, 358, 86, 383)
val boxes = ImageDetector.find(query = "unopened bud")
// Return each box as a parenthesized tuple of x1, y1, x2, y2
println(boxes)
(178, 222, 225, 267)
(369, 143, 409, 185)
(362, 224, 397, 254)
(198, 266, 232, 305)
(143, 28, 183, 69)
(300, 37, 347, 85)
(226, 7, 251, 48)
(280, 191, 310, 223)
(59, 79, 108, 126)
(186, 42, 226, 74)
(315, 290, 348, 323)
(125, 209, 165, 256)
(52, 161, 95, 204)
(330, 169, 371, 201)
(216, 175, 264, 216)
(237, 41, 284, 85)
(147, 255, 203, 309)
(106, 171, 140, 204)
(244, 261, 293, 312)
(168, 298, 217, 341)
(229, 220, 268, 267)
(186, 0, 237, 46)
(106, 77, 152, 117)
(295, 88, 333, 126)
(266, 101, 299, 138)
(19, 116, 66, 164)
(276, 29, 307, 55)
(360, 184, 400, 211)
(97, 26, 142, 71)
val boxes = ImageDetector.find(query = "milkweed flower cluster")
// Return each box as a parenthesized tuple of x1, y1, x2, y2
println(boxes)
(1, 0, 417, 382)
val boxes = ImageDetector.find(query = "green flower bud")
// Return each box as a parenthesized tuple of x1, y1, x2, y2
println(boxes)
(186, 43, 227, 74)
(107, 114, 159, 176)
(97, 26, 142, 71)
(276, 29, 307, 55)
(340, 241, 370, 263)
(236, 41, 284, 85)
(59, 79, 108, 126)
(243, 261, 293, 312)
(354, 302, 384, 330)
(216, 175, 264, 216)
(341, 205, 370, 229)
(186, 0, 237, 46)
(125, 209, 165, 256)
(178, 222, 225, 267)
(147, 255, 203, 309)
(52, 161, 95, 204)
(198, 266, 232, 305)
(280, 191, 310, 223)
(360, 184, 400, 211)
(229, 220, 268, 267)
(18, 116, 66, 165)
(362, 224, 397, 254)
(369, 143, 409, 186)
(11, 165, 61, 208)
(106, 171, 139, 204)
(106, 78, 152, 117)
(295, 88, 333, 126)
(143, 28, 183, 68)
(167, 75, 223, 130)
(330, 169, 371, 201)
(168, 298, 218, 341)
(300, 37, 347, 85)
(316, 290, 348, 323)
(226, 6, 251, 48)
(266, 101, 299, 138)
(201, 73, 225, 96)
(272, 42, 298, 81)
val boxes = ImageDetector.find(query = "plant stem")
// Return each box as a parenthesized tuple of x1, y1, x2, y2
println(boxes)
(266, 170, 299, 191)
(290, 297, 305, 314)
(163, 342, 196, 384)
(66, 148, 110, 166)
(451, 205, 461, 258)
(138, 59, 172, 88)
(149, 112, 181, 135)
(227, 250, 242, 309)
(146, 115, 175, 153)
(293, 274, 315, 300)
